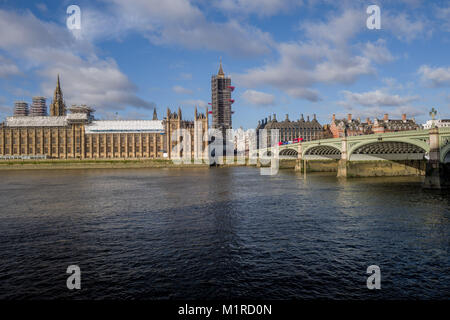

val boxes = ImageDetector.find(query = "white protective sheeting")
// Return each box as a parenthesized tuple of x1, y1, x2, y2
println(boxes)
(5, 116, 67, 127)
(85, 120, 164, 133)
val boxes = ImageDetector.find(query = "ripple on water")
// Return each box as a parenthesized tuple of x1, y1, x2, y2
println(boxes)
(0, 167, 449, 299)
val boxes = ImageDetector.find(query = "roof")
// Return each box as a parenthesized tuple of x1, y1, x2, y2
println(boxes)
(85, 120, 164, 133)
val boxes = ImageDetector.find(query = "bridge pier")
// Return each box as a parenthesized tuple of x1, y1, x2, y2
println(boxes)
(294, 144, 302, 171)
(256, 157, 261, 168)
(423, 127, 449, 189)
(337, 136, 348, 177)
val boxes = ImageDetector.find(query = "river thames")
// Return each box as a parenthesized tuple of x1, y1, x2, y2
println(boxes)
(0, 167, 449, 299)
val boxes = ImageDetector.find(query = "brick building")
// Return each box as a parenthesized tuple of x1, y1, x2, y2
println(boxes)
(329, 113, 420, 138)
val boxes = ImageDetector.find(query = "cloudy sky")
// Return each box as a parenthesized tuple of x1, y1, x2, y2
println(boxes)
(0, 0, 449, 128)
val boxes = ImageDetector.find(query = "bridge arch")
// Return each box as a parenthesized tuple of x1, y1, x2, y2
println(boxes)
(348, 138, 429, 157)
(279, 148, 298, 157)
(349, 141, 427, 161)
(440, 143, 450, 163)
(302, 145, 341, 159)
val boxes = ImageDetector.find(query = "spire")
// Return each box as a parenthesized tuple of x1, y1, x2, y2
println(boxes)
(50, 74, 66, 116)
(152, 107, 157, 120)
(56, 74, 61, 90)
(218, 57, 224, 78)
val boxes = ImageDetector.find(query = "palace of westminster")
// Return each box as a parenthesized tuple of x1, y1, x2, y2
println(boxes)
(0, 75, 209, 160)
(0, 63, 421, 160)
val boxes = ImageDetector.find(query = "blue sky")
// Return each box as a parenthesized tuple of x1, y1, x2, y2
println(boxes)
(0, 0, 449, 128)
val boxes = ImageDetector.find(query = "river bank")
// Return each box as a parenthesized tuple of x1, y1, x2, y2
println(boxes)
(0, 159, 212, 170)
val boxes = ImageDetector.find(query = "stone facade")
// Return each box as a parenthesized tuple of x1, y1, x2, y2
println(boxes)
(329, 113, 420, 138)
(0, 77, 208, 160)
(0, 106, 208, 160)
(423, 119, 450, 129)
(256, 113, 324, 147)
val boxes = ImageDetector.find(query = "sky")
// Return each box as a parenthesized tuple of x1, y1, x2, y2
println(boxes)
(0, 0, 449, 128)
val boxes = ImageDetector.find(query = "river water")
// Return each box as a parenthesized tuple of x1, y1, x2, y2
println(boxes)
(0, 167, 449, 299)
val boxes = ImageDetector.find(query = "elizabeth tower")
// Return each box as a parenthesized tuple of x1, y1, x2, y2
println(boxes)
(211, 60, 234, 134)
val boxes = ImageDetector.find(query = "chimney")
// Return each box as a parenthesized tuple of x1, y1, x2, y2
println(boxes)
(285, 114, 289, 121)
(383, 113, 388, 121)
(269, 115, 272, 121)
(301, 114, 304, 120)
(332, 114, 336, 122)
(347, 113, 352, 122)
(273, 114, 277, 121)
(402, 113, 407, 122)
(307, 115, 310, 122)
(313, 114, 317, 120)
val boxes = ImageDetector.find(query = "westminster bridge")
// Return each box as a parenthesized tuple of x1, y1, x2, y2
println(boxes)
(256, 127, 450, 189)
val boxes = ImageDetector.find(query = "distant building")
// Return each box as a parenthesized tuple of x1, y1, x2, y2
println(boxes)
(423, 119, 450, 129)
(13, 101, 29, 116)
(329, 113, 420, 138)
(256, 113, 324, 147)
(30, 96, 47, 116)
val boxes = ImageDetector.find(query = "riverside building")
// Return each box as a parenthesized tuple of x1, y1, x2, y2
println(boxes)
(0, 77, 208, 160)
(329, 113, 421, 138)
(256, 113, 324, 147)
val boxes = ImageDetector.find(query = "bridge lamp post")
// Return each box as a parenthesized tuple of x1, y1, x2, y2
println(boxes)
(429, 108, 437, 128)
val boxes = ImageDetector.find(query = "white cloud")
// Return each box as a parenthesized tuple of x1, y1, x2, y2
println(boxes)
(435, 6, 450, 32)
(383, 12, 429, 42)
(178, 73, 192, 80)
(90, 0, 274, 57)
(0, 97, 11, 121)
(39, 56, 155, 111)
(35, 3, 48, 12)
(300, 9, 365, 47)
(0, 9, 154, 113)
(336, 105, 424, 120)
(172, 85, 193, 95)
(382, 77, 403, 90)
(362, 39, 395, 64)
(340, 90, 419, 107)
(242, 90, 275, 106)
(0, 56, 20, 77)
(285, 88, 320, 102)
(235, 9, 375, 101)
(180, 99, 208, 108)
(213, 0, 302, 17)
(418, 65, 450, 87)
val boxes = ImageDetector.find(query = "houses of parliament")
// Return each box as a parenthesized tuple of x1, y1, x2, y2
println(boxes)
(0, 76, 208, 160)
